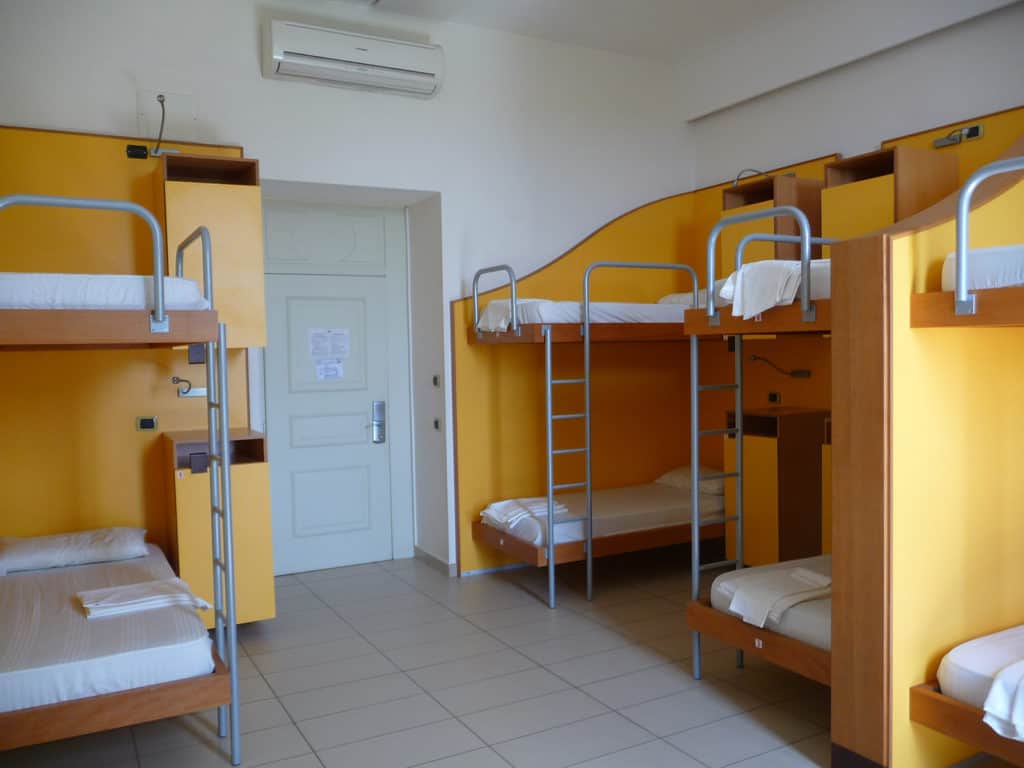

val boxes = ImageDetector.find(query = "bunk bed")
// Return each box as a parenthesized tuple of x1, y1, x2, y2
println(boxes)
(684, 205, 834, 687)
(470, 261, 729, 608)
(905, 156, 1024, 764)
(0, 194, 242, 765)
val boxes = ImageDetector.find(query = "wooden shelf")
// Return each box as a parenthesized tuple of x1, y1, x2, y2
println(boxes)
(163, 429, 267, 470)
(163, 154, 259, 186)
(911, 287, 1024, 328)
(910, 682, 1024, 766)
(684, 301, 831, 337)
(720, 175, 825, 265)
(0, 309, 218, 349)
(469, 322, 690, 344)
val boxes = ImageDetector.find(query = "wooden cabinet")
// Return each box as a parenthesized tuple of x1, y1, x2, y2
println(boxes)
(718, 175, 824, 277)
(159, 155, 266, 348)
(821, 146, 958, 256)
(163, 430, 275, 628)
(723, 407, 830, 566)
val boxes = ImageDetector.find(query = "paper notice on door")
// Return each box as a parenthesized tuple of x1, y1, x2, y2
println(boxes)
(315, 359, 344, 381)
(309, 328, 351, 360)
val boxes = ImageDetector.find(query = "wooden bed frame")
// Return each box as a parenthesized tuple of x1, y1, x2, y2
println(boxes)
(684, 300, 832, 336)
(0, 651, 231, 752)
(0, 309, 218, 348)
(686, 598, 831, 686)
(472, 520, 724, 567)
(910, 682, 1024, 766)
(911, 286, 1024, 328)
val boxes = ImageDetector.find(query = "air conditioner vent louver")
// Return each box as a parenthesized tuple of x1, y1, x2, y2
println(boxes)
(263, 20, 444, 98)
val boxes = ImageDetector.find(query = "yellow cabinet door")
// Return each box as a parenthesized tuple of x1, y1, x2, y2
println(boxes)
(173, 462, 276, 628)
(820, 175, 895, 259)
(719, 200, 775, 278)
(164, 180, 267, 348)
(821, 444, 832, 554)
(724, 435, 779, 566)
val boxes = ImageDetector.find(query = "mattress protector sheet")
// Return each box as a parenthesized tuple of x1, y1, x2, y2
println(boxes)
(0, 544, 213, 712)
(480, 483, 726, 547)
(709, 555, 832, 651)
(0, 273, 210, 310)
(477, 299, 684, 333)
(941, 244, 1024, 292)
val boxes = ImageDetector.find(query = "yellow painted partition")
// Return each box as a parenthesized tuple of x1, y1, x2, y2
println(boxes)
(0, 128, 248, 550)
(890, 179, 1024, 767)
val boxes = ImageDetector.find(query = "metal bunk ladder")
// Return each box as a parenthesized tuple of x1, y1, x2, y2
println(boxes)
(688, 206, 825, 681)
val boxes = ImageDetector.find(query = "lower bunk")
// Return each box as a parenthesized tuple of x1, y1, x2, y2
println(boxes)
(687, 555, 832, 687)
(911, 625, 1024, 765)
(0, 540, 231, 753)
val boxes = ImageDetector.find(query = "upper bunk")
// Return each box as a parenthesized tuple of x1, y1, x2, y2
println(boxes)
(907, 148, 1024, 328)
(0, 194, 218, 349)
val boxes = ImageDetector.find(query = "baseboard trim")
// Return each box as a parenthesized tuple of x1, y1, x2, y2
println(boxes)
(414, 546, 457, 578)
(831, 743, 885, 768)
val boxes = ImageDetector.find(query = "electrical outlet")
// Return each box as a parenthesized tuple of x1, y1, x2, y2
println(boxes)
(136, 416, 158, 431)
(768, 392, 782, 405)
(962, 124, 983, 141)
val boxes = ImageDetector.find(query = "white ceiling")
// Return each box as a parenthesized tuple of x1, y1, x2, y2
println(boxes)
(364, 0, 803, 63)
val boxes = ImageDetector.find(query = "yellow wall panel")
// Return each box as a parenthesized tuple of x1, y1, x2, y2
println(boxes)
(821, 175, 895, 259)
(0, 127, 248, 548)
(724, 435, 778, 566)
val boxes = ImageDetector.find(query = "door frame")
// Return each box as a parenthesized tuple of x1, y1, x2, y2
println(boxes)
(254, 202, 415, 567)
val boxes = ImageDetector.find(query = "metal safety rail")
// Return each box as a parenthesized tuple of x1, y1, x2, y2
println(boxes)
(472, 264, 519, 336)
(0, 196, 241, 765)
(690, 206, 826, 680)
(953, 155, 1024, 315)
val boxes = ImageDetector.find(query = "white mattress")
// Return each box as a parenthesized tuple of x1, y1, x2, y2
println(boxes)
(477, 299, 684, 333)
(937, 624, 1024, 710)
(0, 544, 213, 712)
(941, 244, 1024, 292)
(710, 555, 832, 651)
(480, 483, 726, 546)
(718, 260, 831, 319)
(0, 273, 210, 310)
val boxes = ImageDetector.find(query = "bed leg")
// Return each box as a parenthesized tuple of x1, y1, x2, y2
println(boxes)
(692, 631, 702, 680)
(736, 649, 745, 669)
(217, 703, 227, 738)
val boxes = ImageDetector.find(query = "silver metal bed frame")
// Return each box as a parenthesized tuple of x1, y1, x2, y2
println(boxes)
(689, 206, 833, 680)
(0, 195, 241, 765)
(953, 155, 1024, 315)
(472, 261, 699, 608)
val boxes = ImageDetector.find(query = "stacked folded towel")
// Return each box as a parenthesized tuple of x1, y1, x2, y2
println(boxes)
(984, 659, 1024, 741)
(482, 497, 570, 527)
(729, 567, 832, 628)
(77, 578, 210, 619)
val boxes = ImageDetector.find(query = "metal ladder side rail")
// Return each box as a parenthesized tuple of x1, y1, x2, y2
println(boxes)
(206, 323, 241, 765)
(583, 262, 700, 604)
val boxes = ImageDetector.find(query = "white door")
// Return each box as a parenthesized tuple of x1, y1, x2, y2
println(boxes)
(263, 202, 412, 574)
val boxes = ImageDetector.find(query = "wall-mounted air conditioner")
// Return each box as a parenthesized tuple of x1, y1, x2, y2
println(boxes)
(263, 20, 444, 98)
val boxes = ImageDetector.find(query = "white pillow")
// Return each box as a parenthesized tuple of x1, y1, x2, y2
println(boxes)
(0, 527, 148, 575)
(655, 466, 727, 496)
(658, 291, 698, 306)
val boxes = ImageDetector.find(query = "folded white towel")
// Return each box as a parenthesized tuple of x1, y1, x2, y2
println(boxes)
(728, 567, 832, 628)
(984, 658, 1024, 741)
(78, 578, 210, 619)
(718, 260, 831, 319)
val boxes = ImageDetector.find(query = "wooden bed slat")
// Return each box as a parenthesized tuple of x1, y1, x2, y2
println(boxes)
(686, 599, 831, 686)
(685, 300, 832, 337)
(911, 287, 1024, 328)
(471, 520, 724, 567)
(0, 309, 219, 349)
(469, 322, 689, 344)
(910, 682, 1024, 766)
(0, 652, 231, 752)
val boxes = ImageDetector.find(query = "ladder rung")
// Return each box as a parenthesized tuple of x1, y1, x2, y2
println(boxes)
(699, 428, 739, 437)
(697, 384, 738, 392)
(699, 559, 738, 572)
(208, 400, 220, 408)
(208, 453, 222, 462)
(552, 448, 586, 456)
(553, 482, 587, 490)
(552, 378, 585, 385)
(699, 516, 738, 527)
(699, 471, 739, 481)
(552, 413, 585, 421)
(213, 558, 226, 570)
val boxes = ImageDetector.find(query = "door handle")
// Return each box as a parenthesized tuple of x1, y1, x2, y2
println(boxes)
(371, 401, 386, 444)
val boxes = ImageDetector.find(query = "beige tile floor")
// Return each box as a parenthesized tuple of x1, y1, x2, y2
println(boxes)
(3, 549, 840, 768)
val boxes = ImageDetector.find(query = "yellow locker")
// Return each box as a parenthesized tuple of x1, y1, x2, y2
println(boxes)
(724, 435, 778, 566)
(160, 155, 267, 348)
(164, 431, 275, 628)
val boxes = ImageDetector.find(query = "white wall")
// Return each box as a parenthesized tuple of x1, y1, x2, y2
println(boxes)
(0, 0, 689, 566)
(689, 3, 1024, 186)
(407, 195, 448, 565)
